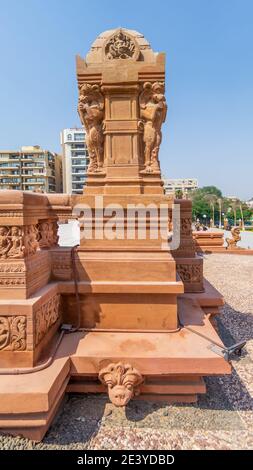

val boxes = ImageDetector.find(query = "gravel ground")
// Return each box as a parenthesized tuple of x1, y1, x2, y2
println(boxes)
(0, 254, 252, 450)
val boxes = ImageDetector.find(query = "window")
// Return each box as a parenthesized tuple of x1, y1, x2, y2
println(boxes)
(67, 134, 72, 140)
(74, 133, 84, 141)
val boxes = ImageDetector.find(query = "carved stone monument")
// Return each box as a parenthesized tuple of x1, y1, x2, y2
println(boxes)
(0, 28, 231, 440)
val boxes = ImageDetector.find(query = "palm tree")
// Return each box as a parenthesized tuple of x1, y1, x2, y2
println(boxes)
(205, 194, 218, 227)
(217, 198, 222, 228)
(230, 199, 240, 227)
(239, 203, 245, 230)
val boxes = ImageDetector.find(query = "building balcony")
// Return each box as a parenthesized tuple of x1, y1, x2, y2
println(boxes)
(0, 173, 20, 177)
(0, 165, 20, 169)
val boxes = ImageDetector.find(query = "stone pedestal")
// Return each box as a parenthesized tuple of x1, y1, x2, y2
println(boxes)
(0, 28, 231, 441)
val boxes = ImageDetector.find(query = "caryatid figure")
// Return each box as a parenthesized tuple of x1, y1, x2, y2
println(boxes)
(78, 83, 105, 173)
(139, 82, 167, 172)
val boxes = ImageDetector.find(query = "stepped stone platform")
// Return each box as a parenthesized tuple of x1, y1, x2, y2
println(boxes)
(0, 28, 232, 441)
(193, 230, 253, 255)
(0, 297, 230, 441)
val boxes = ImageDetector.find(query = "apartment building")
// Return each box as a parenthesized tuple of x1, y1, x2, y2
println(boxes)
(60, 128, 89, 194)
(163, 178, 198, 196)
(0, 146, 62, 193)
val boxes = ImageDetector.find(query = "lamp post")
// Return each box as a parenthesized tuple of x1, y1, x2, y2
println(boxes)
(203, 214, 207, 229)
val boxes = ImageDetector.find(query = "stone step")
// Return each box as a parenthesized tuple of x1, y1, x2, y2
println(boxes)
(0, 298, 230, 441)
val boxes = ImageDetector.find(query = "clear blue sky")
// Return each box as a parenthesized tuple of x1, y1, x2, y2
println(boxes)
(0, 0, 252, 199)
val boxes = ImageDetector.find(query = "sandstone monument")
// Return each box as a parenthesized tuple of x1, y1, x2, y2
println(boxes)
(0, 28, 231, 441)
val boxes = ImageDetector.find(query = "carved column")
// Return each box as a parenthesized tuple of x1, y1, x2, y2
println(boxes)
(172, 199, 204, 293)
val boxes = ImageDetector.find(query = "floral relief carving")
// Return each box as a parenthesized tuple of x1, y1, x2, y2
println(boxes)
(35, 294, 61, 346)
(177, 264, 202, 283)
(99, 362, 143, 407)
(78, 83, 105, 173)
(181, 218, 192, 236)
(0, 315, 26, 351)
(139, 82, 167, 173)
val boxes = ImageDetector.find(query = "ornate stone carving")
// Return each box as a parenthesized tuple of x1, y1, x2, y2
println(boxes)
(139, 82, 167, 172)
(0, 226, 12, 258)
(105, 31, 136, 60)
(181, 217, 192, 236)
(0, 315, 26, 351)
(0, 225, 39, 259)
(226, 227, 241, 249)
(0, 278, 25, 286)
(177, 263, 202, 284)
(35, 294, 61, 346)
(78, 83, 104, 173)
(99, 362, 143, 406)
(24, 225, 39, 257)
(0, 264, 25, 273)
(8, 226, 25, 258)
(38, 221, 59, 248)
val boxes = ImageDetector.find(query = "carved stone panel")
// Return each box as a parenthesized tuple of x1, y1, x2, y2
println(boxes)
(181, 217, 192, 237)
(176, 263, 202, 284)
(38, 220, 59, 249)
(104, 30, 139, 60)
(34, 294, 62, 346)
(0, 316, 26, 351)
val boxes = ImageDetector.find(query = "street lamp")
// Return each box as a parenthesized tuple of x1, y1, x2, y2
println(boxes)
(203, 214, 207, 228)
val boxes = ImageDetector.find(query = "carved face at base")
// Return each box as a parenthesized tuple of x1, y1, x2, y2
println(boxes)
(98, 362, 143, 407)
(108, 384, 133, 407)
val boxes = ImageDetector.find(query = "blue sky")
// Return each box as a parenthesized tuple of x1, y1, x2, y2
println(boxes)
(0, 0, 252, 199)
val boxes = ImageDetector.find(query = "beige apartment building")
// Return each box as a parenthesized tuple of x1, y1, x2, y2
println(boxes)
(0, 146, 62, 193)
(60, 128, 89, 194)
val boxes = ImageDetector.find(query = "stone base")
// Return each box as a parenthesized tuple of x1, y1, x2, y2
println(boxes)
(0, 283, 62, 368)
(196, 246, 253, 255)
(0, 297, 230, 441)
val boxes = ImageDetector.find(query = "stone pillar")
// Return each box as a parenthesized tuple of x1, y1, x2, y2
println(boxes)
(76, 28, 166, 195)
(172, 199, 204, 292)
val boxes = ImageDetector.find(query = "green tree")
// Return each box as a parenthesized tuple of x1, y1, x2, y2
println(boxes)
(189, 187, 253, 226)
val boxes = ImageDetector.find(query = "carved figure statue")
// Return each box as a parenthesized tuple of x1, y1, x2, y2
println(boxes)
(24, 225, 39, 256)
(0, 227, 11, 258)
(99, 362, 143, 406)
(8, 227, 25, 258)
(105, 31, 136, 60)
(226, 227, 241, 249)
(78, 83, 104, 173)
(139, 82, 167, 172)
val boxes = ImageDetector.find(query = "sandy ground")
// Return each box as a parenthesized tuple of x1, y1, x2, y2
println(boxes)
(0, 253, 252, 450)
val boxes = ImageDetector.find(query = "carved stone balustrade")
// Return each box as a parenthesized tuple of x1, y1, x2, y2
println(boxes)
(0, 191, 72, 367)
